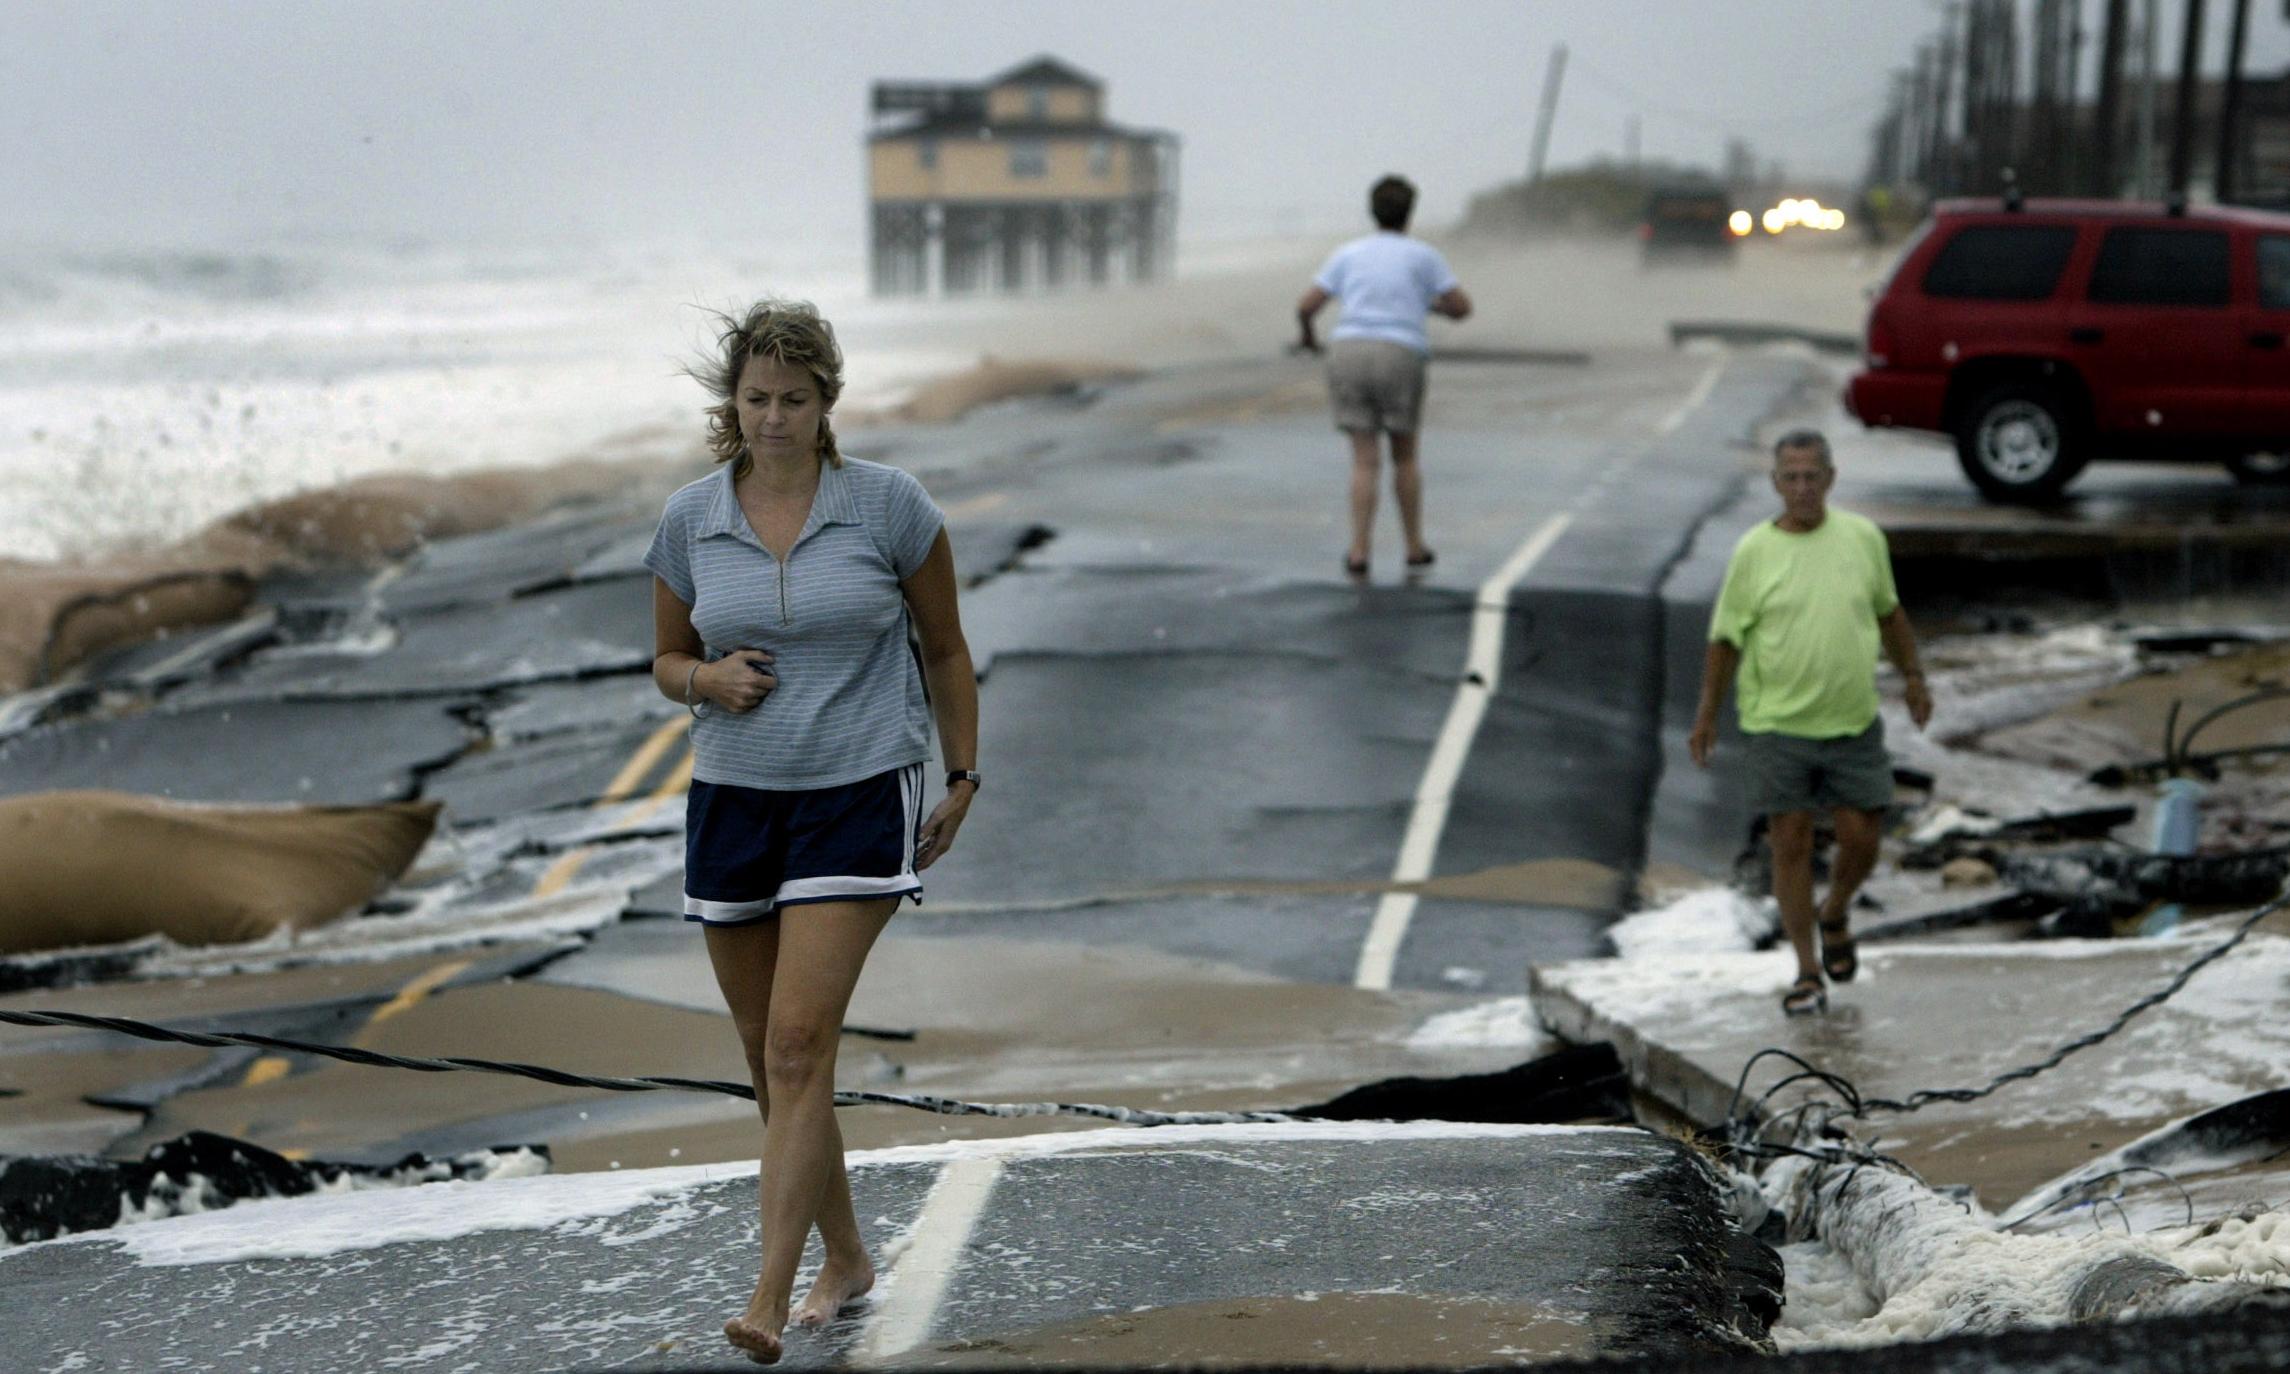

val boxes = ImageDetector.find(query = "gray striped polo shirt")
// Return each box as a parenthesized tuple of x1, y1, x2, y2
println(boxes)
(645, 457, 945, 790)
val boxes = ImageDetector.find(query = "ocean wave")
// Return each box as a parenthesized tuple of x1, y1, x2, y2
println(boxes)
(0, 250, 327, 317)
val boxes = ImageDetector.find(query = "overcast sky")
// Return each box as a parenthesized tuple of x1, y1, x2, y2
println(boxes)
(6, 0, 2288, 255)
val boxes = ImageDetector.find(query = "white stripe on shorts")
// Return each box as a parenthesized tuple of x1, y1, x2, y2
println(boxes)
(685, 894, 775, 925)
(770, 762, 924, 907)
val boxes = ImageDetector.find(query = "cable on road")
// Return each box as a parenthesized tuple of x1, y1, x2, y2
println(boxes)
(1719, 889, 2290, 1166)
(0, 1008, 1295, 1129)
(1853, 889, 2288, 1117)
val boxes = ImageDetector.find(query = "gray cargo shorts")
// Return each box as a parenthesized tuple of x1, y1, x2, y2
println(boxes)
(1743, 718, 1894, 816)
(1326, 339, 1428, 434)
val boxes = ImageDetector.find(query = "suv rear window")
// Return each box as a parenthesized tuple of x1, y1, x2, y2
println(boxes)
(1922, 225, 2077, 300)
(2087, 228, 2231, 306)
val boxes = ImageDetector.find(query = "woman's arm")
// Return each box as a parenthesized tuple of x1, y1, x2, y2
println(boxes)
(652, 578, 774, 713)
(901, 530, 977, 869)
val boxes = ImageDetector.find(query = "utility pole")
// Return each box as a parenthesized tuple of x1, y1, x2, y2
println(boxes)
(2092, 0, 2130, 196)
(2064, 0, 2087, 191)
(1526, 44, 1569, 184)
(2032, 0, 2065, 192)
(1625, 114, 1641, 168)
(2217, 0, 2252, 201)
(2169, 0, 2207, 195)
(1932, 9, 1961, 193)
(2136, 0, 2160, 197)
(1969, 0, 2020, 194)
(1910, 44, 1936, 185)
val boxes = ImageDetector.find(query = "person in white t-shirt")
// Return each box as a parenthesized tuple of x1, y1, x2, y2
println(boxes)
(1295, 175, 1472, 577)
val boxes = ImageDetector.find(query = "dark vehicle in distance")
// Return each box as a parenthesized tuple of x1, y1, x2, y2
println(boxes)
(1640, 185, 1738, 266)
(1846, 197, 2290, 500)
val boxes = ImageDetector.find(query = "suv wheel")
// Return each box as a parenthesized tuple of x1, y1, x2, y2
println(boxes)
(1955, 383, 2086, 501)
(2226, 452, 2290, 486)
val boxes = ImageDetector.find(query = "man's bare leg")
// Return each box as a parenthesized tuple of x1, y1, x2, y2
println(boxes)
(1388, 429, 1430, 562)
(1346, 429, 1381, 568)
(1817, 807, 1882, 979)
(1767, 811, 1822, 984)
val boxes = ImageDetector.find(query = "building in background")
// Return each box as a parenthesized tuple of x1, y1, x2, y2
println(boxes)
(867, 56, 1179, 296)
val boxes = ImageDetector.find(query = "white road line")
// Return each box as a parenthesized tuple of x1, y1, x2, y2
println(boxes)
(854, 1155, 1005, 1362)
(1657, 357, 1728, 435)
(1352, 513, 1573, 991)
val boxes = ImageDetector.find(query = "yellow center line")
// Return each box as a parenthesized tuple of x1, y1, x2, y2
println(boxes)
(241, 1056, 291, 1088)
(237, 954, 481, 1088)
(354, 957, 476, 1047)
(627, 747, 696, 823)
(941, 490, 1010, 519)
(533, 740, 696, 898)
(600, 717, 690, 805)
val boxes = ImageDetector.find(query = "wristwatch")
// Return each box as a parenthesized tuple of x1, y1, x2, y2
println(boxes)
(947, 770, 982, 791)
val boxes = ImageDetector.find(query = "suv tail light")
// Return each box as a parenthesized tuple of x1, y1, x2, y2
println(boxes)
(1866, 303, 1897, 369)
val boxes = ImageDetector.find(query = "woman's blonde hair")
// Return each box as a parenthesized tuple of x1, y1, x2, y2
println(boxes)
(692, 298, 844, 476)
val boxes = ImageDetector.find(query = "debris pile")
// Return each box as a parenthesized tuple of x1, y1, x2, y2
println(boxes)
(0, 1129, 547, 1245)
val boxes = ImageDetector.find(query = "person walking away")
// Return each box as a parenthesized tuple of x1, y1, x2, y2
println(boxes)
(646, 298, 981, 1363)
(1295, 175, 1472, 578)
(1688, 430, 1931, 1016)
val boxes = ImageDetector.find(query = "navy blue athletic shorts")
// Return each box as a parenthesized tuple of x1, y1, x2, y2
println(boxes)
(681, 763, 925, 925)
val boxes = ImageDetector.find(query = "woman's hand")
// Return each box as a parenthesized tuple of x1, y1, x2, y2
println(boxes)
(699, 649, 775, 712)
(915, 783, 973, 870)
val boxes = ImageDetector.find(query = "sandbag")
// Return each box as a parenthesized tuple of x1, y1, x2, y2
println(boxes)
(0, 790, 440, 953)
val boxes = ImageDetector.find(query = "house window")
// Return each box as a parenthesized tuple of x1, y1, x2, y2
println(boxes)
(1009, 140, 1047, 178)
(1089, 140, 1111, 177)
(917, 139, 938, 171)
(1026, 86, 1048, 119)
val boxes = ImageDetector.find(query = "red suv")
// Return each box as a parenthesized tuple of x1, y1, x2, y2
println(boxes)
(1846, 198, 2290, 499)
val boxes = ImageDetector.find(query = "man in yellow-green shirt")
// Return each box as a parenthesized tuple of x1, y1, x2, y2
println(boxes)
(1690, 430, 1932, 1017)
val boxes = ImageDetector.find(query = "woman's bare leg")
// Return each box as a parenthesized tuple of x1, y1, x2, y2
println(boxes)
(792, 1103, 870, 1327)
(746, 898, 898, 1352)
(704, 916, 878, 1361)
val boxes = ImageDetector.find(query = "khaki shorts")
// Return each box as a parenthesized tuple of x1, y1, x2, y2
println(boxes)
(1326, 339, 1428, 434)
(1744, 719, 1895, 816)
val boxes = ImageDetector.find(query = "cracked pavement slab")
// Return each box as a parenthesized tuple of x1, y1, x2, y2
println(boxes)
(0, 344, 1832, 1367)
(0, 1127, 1767, 1372)
(0, 696, 475, 805)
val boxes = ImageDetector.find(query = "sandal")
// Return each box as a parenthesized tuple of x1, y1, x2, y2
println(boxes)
(1343, 554, 1370, 578)
(1406, 547, 1436, 568)
(1782, 975, 1828, 1018)
(1818, 919, 1859, 984)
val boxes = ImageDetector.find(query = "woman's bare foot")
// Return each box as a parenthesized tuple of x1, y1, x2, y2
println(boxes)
(791, 1258, 876, 1327)
(723, 1313, 784, 1365)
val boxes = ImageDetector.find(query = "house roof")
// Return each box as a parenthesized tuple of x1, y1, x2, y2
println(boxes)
(869, 110, 1174, 144)
(989, 55, 1103, 89)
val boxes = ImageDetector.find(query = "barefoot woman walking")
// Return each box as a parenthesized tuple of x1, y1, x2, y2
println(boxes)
(647, 299, 979, 1363)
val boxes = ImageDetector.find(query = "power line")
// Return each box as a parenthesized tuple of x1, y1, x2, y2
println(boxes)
(0, 1007, 1295, 1129)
